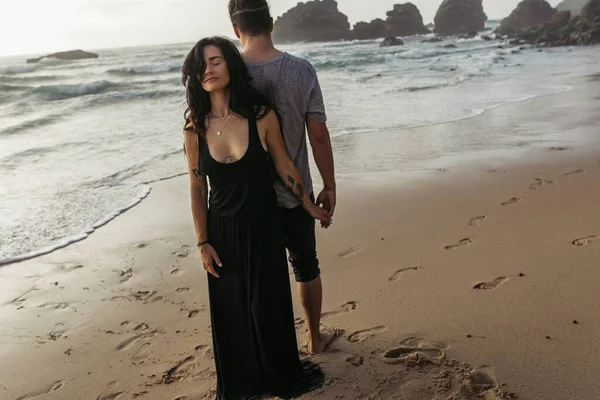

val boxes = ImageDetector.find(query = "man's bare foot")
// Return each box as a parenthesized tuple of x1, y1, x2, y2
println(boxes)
(307, 328, 343, 355)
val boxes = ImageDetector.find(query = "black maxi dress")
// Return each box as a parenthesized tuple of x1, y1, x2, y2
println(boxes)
(196, 115, 324, 400)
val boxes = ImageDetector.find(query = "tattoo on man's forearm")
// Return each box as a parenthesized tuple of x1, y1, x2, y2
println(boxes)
(286, 175, 304, 203)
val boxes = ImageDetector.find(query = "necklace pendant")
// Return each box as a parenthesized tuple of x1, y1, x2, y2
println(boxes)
(217, 131, 222, 136)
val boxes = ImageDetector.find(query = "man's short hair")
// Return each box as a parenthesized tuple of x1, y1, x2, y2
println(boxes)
(228, 0, 272, 36)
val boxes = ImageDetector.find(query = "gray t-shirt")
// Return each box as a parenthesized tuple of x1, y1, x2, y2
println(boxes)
(246, 52, 327, 209)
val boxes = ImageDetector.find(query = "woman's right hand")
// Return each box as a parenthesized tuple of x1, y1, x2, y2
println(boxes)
(307, 203, 332, 228)
(198, 243, 222, 278)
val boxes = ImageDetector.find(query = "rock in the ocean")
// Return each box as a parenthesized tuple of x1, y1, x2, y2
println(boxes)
(385, 3, 431, 37)
(495, 0, 556, 37)
(27, 49, 99, 64)
(421, 36, 444, 43)
(353, 19, 386, 40)
(353, 3, 430, 40)
(459, 31, 478, 39)
(273, 0, 350, 43)
(433, 0, 487, 36)
(379, 37, 405, 47)
(556, 0, 588, 16)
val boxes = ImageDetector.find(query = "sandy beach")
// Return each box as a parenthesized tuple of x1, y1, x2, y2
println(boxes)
(2, 72, 600, 400)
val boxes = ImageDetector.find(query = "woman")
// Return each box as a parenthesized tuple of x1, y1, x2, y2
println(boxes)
(181, 36, 329, 399)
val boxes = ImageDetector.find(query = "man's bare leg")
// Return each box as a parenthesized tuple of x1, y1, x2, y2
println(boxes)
(299, 276, 334, 354)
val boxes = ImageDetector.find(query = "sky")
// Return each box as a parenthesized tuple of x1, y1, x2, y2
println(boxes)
(0, 0, 563, 56)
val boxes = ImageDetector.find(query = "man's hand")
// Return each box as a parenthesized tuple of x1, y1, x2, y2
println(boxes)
(316, 187, 336, 228)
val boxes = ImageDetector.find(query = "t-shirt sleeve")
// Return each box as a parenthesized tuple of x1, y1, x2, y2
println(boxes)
(306, 69, 327, 123)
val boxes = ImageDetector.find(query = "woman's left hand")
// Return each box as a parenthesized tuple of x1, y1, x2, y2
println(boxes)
(308, 203, 332, 228)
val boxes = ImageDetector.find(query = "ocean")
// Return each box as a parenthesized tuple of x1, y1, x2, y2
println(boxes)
(1, 26, 599, 264)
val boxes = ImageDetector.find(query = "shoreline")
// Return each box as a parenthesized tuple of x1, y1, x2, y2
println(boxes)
(0, 69, 594, 266)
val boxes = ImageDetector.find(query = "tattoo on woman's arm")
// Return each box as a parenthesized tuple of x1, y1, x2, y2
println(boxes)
(191, 163, 204, 181)
(287, 175, 304, 203)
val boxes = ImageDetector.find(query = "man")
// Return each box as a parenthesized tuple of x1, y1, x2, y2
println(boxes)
(228, 0, 337, 354)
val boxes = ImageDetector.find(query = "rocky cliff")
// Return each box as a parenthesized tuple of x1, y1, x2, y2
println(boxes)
(353, 3, 429, 40)
(495, 0, 556, 37)
(433, 0, 487, 36)
(272, 0, 350, 43)
(508, 0, 600, 46)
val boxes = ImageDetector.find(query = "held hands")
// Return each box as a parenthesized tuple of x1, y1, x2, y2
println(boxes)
(315, 187, 336, 228)
(198, 243, 222, 278)
(307, 202, 332, 227)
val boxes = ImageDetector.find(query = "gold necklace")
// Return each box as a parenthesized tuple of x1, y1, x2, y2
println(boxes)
(214, 113, 233, 136)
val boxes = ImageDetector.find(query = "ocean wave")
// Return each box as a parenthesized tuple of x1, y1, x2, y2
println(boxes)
(86, 88, 183, 107)
(0, 113, 66, 136)
(0, 64, 37, 74)
(0, 83, 29, 92)
(107, 61, 182, 75)
(0, 74, 63, 84)
(0, 141, 89, 166)
(0, 185, 152, 266)
(33, 80, 118, 101)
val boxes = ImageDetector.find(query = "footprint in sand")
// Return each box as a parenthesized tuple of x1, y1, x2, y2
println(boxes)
(116, 331, 157, 351)
(501, 197, 520, 206)
(329, 349, 364, 367)
(56, 263, 83, 272)
(473, 277, 508, 290)
(530, 178, 554, 190)
(388, 266, 422, 282)
(47, 322, 67, 341)
(136, 243, 148, 249)
(97, 381, 127, 400)
(486, 169, 508, 174)
(338, 246, 362, 258)
(469, 216, 487, 227)
(548, 146, 571, 151)
(347, 326, 388, 344)
(130, 290, 159, 302)
(162, 356, 197, 384)
(132, 342, 153, 365)
(176, 287, 190, 292)
(294, 317, 305, 329)
(444, 238, 472, 250)
(38, 302, 71, 310)
(461, 369, 498, 395)
(321, 301, 357, 319)
(382, 337, 446, 366)
(572, 235, 599, 246)
(173, 245, 192, 258)
(564, 169, 585, 176)
(15, 381, 64, 400)
(194, 344, 212, 359)
(119, 268, 134, 283)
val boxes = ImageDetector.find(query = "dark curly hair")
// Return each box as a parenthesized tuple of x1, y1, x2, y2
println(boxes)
(181, 36, 272, 135)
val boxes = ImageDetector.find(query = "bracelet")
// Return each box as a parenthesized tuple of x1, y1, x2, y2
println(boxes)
(196, 240, 209, 248)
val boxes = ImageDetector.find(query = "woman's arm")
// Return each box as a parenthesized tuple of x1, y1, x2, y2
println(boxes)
(183, 126, 222, 277)
(262, 111, 332, 226)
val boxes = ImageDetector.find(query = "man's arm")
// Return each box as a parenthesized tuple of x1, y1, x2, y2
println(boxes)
(306, 119, 336, 218)
(305, 67, 336, 218)
(306, 120, 335, 191)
